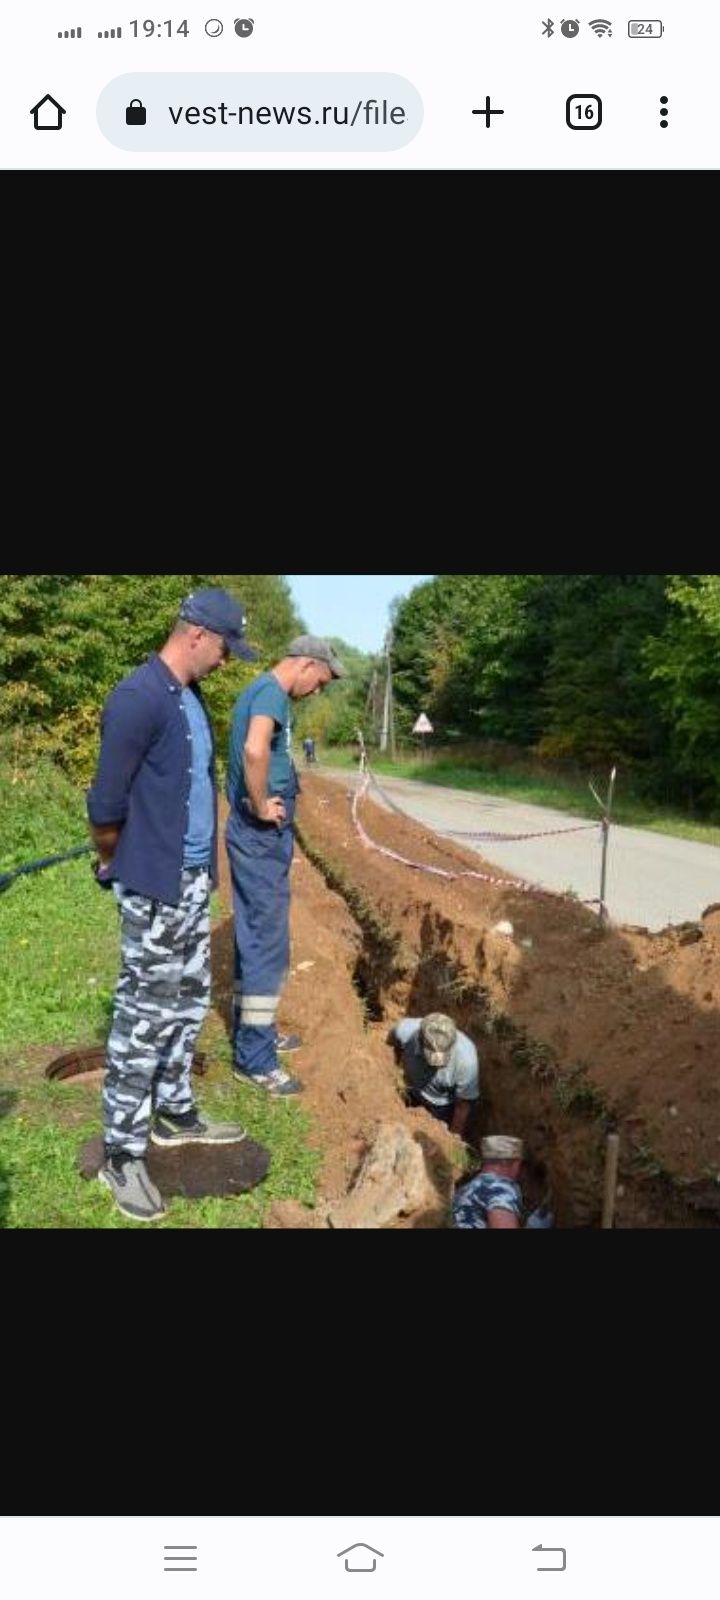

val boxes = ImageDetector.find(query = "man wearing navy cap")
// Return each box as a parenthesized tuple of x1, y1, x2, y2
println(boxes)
(88, 587, 257, 1223)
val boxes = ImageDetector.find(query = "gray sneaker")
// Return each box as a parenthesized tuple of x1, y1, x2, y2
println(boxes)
(151, 1108, 249, 1148)
(233, 1066, 304, 1099)
(99, 1154, 166, 1223)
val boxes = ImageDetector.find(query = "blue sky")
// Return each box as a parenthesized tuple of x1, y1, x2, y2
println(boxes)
(287, 575, 433, 654)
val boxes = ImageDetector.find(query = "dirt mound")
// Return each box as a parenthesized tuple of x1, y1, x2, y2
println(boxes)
(78, 1134, 271, 1199)
(216, 821, 461, 1222)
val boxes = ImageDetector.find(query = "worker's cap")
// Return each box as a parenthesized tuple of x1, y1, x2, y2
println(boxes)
(482, 1136, 525, 1163)
(287, 636, 346, 679)
(420, 1014, 458, 1069)
(180, 588, 259, 661)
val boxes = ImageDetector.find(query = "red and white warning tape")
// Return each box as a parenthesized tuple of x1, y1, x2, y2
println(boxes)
(351, 768, 601, 907)
(446, 823, 599, 843)
(366, 766, 598, 844)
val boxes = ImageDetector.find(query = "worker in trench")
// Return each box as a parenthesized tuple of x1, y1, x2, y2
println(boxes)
(453, 1137, 555, 1230)
(389, 1013, 480, 1140)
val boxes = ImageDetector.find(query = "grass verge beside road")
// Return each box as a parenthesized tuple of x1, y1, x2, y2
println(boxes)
(318, 748, 720, 848)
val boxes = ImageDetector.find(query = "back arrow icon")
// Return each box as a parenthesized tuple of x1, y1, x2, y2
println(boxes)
(533, 1548, 567, 1573)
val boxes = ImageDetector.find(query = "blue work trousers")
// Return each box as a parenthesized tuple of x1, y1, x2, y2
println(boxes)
(226, 799, 296, 1076)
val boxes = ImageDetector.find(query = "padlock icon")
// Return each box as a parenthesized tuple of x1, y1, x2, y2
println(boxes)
(125, 98, 147, 125)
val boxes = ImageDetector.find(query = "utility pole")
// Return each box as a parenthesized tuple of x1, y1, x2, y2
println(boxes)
(380, 631, 397, 761)
(365, 669, 378, 743)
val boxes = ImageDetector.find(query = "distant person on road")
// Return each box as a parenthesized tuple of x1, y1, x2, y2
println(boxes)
(389, 1013, 480, 1139)
(303, 736, 317, 767)
(453, 1137, 554, 1229)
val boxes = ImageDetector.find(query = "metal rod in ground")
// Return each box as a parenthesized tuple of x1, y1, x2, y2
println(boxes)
(598, 765, 618, 926)
(602, 1133, 621, 1229)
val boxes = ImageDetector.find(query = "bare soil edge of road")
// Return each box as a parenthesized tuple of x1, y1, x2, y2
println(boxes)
(288, 776, 720, 1230)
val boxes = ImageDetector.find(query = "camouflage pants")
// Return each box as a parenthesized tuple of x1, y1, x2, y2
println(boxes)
(104, 869, 211, 1157)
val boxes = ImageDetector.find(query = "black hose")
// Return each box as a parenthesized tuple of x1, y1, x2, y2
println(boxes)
(0, 845, 94, 896)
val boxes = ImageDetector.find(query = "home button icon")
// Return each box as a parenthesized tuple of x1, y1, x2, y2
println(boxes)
(30, 94, 66, 130)
(338, 1546, 385, 1575)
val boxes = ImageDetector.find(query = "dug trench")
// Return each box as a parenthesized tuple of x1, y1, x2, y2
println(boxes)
(34, 780, 720, 1229)
(282, 774, 720, 1230)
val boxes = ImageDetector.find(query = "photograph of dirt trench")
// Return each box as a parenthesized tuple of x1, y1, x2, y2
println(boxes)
(4, 573, 720, 1231)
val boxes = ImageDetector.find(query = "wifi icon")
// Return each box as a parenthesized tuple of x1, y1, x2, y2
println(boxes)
(589, 17, 613, 33)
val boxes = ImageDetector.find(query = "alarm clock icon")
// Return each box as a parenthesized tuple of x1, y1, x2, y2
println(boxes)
(561, 18, 580, 34)
(234, 17, 254, 33)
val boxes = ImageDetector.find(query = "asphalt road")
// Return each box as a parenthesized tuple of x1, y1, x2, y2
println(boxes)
(318, 767, 720, 931)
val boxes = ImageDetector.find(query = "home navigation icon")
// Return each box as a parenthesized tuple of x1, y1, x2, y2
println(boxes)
(30, 94, 66, 129)
(338, 1547, 385, 1575)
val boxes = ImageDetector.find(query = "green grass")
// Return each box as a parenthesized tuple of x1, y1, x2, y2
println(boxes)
(1, 758, 117, 1048)
(0, 755, 92, 873)
(318, 748, 720, 847)
(0, 862, 120, 1048)
(0, 757, 320, 1229)
(0, 1070, 319, 1230)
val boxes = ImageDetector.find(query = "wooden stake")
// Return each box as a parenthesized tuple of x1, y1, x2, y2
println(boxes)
(590, 766, 618, 927)
(602, 1133, 621, 1230)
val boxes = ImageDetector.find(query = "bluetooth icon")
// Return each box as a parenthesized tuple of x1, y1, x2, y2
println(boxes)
(542, 18, 555, 35)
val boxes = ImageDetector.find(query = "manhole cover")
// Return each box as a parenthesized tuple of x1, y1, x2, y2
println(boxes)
(46, 1047, 209, 1085)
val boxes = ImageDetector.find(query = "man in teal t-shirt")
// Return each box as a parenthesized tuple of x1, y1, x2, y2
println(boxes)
(226, 635, 345, 1098)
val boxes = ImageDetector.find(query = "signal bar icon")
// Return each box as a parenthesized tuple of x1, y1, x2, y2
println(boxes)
(58, 26, 82, 36)
(98, 26, 122, 35)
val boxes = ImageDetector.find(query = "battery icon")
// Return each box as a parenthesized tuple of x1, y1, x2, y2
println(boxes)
(628, 19, 664, 34)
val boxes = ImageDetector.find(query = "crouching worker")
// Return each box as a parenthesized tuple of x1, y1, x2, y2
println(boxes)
(453, 1137, 555, 1230)
(389, 1013, 480, 1140)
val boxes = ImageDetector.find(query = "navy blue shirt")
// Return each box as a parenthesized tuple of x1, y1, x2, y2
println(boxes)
(87, 654, 219, 906)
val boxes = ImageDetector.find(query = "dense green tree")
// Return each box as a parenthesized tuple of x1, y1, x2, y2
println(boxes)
(539, 574, 670, 768)
(0, 574, 301, 778)
(392, 575, 552, 742)
(391, 573, 720, 812)
(646, 575, 720, 805)
(5, 574, 720, 812)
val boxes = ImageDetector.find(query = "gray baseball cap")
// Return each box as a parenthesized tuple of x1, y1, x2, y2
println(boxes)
(482, 1136, 525, 1162)
(421, 1014, 458, 1069)
(287, 636, 346, 679)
